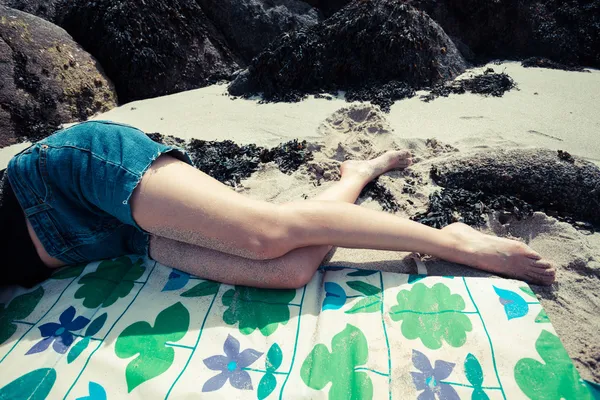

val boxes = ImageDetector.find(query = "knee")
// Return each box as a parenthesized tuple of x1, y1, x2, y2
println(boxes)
(247, 229, 292, 260)
(264, 268, 314, 290)
(244, 208, 298, 261)
(279, 266, 315, 289)
(263, 254, 317, 289)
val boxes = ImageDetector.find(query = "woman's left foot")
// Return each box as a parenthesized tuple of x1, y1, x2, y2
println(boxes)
(340, 150, 412, 181)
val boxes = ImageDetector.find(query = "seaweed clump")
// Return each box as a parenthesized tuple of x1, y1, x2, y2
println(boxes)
(557, 150, 575, 164)
(145, 132, 186, 147)
(185, 139, 313, 186)
(411, 188, 534, 228)
(421, 70, 516, 102)
(259, 139, 314, 174)
(146, 132, 313, 186)
(521, 57, 587, 72)
(345, 81, 416, 113)
(360, 180, 403, 213)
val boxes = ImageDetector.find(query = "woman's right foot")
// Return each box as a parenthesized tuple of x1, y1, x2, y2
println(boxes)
(443, 223, 556, 285)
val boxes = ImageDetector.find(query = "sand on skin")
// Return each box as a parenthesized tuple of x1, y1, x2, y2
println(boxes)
(0, 62, 598, 381)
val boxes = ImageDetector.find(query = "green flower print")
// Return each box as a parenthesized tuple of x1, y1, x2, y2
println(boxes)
(75, 257, 145, 309)
(301, 324, 372, 400)
(115, 302, 190, 392)
(0, 368, 56, 400)
(515, 330, 592, 400)
(389, 283, 472, 349)
(222, 286, 296, 336)
(0, 287, 43, 345)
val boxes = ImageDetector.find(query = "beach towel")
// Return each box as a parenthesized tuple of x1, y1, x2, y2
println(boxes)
(0, 255, 595, 399)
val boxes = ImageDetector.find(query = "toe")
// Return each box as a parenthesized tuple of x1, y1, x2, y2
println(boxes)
(396, 150, 412, 159)
(524, 248, 542, 260)
(526, 268, 556, 285)
(530, 259, 554, 270)
(398, 158, 413, 168)
(531, 265, 556, 277)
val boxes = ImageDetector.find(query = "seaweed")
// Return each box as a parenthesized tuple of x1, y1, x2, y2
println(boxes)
(259, 139, 314, 174)
(186, 139, 261, 186)
(146, 132, 313, 185)
(360, 180, 403, 213)
(557, 150, 575, 164)
(521, 57, 587, 72)
(411, 188, 534, 228)
(421, 70, 516, 102)
(183, 138, 312, 186)
(345, 81, 416, 113)
(145, 132, 186, 147)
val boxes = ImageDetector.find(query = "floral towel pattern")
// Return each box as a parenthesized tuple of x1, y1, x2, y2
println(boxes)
(0, 256, 595, 399)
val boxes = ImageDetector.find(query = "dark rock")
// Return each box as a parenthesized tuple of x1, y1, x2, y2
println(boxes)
(314, 0, 352, 18)
(196, 0, 321, 63)
(0, 0, 62, 21)
(420, 70, 516, 102)
(408, 0, 600, 68)
(0, 6, 117, 148)
(430, 149, 600, 226)
(229, 0, 467, 106)
(57, 0, 241, 103)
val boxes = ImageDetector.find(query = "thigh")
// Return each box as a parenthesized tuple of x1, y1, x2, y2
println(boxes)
(129, 154, 290, 260)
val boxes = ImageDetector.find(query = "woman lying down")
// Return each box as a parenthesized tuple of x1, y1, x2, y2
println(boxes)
(1, 121, 555, 289)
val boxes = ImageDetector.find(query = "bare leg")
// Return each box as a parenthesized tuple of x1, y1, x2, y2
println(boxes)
(148, 151, 412, 288)
(131, 153, 556, 285)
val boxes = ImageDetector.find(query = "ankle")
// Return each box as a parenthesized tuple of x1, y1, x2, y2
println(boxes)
(340, 173, 374, 187)
(440, 230, 479, 267)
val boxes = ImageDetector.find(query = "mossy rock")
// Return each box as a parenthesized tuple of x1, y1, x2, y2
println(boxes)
(431, 148, 600, 226)
(0, 5, 117, 148)
(57, 0, 241, 103)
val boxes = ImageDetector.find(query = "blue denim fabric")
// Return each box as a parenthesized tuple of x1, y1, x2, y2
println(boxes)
(6, 121, 193, 264)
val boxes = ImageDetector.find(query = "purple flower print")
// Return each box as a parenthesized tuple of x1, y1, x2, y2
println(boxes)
(202, 334, 263, 392)
(411, 349, 459, 400)
(26, 306, 89, 355)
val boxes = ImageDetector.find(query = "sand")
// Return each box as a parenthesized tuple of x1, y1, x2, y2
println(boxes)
(1, 61, 599, 381)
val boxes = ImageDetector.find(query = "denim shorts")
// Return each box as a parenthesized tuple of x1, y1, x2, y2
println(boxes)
(6, 121, 193, 264)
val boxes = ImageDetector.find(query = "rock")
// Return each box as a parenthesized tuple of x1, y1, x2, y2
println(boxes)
(407, 0, 600, 68)
(431, 148, 600, 226)
(229, 0, 466, 103)
(0, 0, 62, 22)
(314, 0, 351, 18)
(0, 6, 117, 148)
(196, 0, 322, 63)
(58, 0, 242, 103)
(312, 0, 600, 68)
